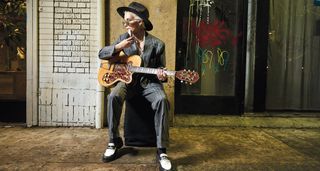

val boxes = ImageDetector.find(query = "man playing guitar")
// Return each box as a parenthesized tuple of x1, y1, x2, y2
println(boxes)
(98, 2, 172, 171)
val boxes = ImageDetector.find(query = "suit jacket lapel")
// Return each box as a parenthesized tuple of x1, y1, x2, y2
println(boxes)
(141, 33, 152, 67)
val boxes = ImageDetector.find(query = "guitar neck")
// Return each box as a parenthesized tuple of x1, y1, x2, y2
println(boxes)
(129, 66, 176, 76)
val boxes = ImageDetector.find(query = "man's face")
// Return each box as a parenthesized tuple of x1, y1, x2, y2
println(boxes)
(123, 12, 142, 33)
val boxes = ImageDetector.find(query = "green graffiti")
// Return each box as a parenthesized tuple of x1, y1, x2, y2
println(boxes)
(195, 46, 230, 76)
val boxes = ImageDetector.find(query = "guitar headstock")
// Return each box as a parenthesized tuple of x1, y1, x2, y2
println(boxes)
(175, 69, 199, 85)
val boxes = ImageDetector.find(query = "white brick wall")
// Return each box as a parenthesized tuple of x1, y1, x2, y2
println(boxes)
(53, 0, 91, 73)
(38, 0, 98, 126)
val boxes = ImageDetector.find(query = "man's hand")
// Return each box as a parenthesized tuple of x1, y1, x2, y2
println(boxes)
(157, 68, 168, 81)
(115, 37, 135, 52)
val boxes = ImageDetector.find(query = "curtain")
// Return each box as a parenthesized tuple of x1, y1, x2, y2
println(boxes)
(266, 0, 320, 110)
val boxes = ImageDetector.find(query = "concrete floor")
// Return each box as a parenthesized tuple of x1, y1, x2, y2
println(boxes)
(1, 115, 320, 171)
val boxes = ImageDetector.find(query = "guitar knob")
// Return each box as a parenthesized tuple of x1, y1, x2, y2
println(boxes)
(181, 80, 183, 83)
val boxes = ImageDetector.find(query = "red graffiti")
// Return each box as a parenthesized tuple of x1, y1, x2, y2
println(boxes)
(189, 19, 239, 48)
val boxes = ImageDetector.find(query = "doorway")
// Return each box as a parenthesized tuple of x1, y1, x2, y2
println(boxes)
(255, 0, 320, 112)
(0, 0, 27, 122)
(175, 0, 247, 114)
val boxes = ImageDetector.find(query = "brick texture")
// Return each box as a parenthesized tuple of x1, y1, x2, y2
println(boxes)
(53, 0, 91, 74)
(38, 0, 98, 127)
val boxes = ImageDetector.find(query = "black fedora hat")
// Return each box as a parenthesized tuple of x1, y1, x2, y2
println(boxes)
(117, 2, 153, 31)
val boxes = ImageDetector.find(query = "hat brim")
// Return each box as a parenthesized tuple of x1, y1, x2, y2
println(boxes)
(117, 7, 153, 31)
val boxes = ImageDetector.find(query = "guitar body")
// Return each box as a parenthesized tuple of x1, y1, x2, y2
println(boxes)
(98, 51, 199, 87)
(98, 52, 142, 87)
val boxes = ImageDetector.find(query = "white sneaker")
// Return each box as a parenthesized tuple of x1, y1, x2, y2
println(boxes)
(159, 153, 172, 171)
(102, 138, 124, 162)
(102, 143, 119, 162)
(104, 143, 116, 157)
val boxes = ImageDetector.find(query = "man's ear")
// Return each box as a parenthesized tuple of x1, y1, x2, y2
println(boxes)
(140, 21, 146, 29)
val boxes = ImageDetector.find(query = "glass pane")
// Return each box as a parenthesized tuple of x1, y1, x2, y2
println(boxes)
(179, 0, 242, 96)
(0, 1, 26, 72)
(266, 0, 320, 110)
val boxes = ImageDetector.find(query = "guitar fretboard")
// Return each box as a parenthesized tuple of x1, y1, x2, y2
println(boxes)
(129, 66, 176, 76)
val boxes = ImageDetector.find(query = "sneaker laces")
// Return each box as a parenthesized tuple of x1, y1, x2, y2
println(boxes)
(159, 153, 172, 170)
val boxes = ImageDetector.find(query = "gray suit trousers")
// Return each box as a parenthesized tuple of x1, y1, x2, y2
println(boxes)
(107, 82, 170, 148)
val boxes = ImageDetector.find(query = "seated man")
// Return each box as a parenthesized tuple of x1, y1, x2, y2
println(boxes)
(98, 2, 171, 170)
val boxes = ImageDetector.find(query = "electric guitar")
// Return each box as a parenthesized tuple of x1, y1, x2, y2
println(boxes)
(98, 52, 199, 87)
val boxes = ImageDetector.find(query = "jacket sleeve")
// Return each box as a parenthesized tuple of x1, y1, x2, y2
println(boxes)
(98, 35, 123, 60)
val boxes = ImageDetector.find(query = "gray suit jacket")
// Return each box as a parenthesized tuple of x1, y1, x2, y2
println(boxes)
(98, 32, 166, 87)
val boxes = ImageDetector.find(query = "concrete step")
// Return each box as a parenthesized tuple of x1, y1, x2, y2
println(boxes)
(174, 114, 320, 128)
